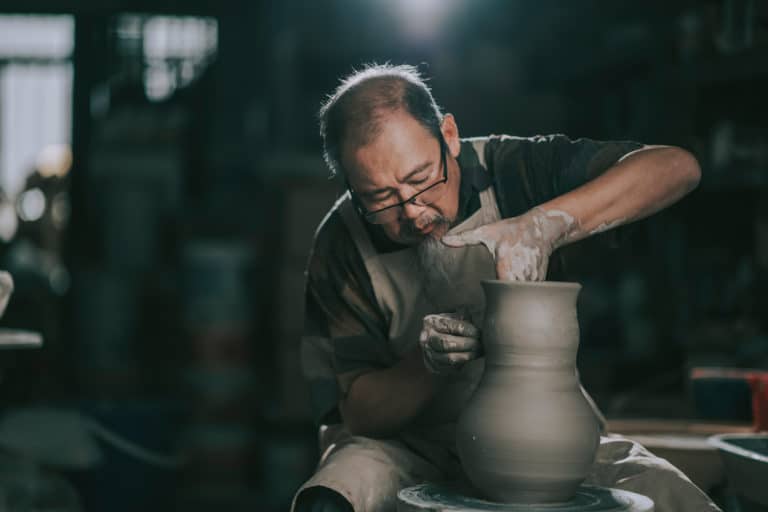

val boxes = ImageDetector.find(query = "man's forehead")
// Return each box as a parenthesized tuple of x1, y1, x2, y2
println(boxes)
(342, 112, 436, 184)
(345, 143, 435, 193)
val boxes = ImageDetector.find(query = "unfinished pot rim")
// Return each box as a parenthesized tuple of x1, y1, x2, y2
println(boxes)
(481, 279, 582, 290)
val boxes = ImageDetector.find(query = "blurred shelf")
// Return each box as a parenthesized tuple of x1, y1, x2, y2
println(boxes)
(699, 169, 768, 190)
(661, 47, 768, 87)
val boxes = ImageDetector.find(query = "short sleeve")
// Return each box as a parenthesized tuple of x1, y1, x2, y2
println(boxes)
(544, 134, 644, 197)
(485, 134, 644, 217)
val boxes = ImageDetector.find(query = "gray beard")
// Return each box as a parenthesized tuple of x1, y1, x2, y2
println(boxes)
(415, 222, 458, 308)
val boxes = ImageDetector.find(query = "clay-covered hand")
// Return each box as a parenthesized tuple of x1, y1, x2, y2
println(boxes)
(419, 313, 481, 375)
(441, 207, 576, 281)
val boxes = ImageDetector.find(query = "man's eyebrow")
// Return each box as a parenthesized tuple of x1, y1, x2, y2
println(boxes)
(361, 161, 433, 197)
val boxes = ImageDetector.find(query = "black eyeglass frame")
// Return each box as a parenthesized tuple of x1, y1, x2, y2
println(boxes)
(348, 136, 448, 224)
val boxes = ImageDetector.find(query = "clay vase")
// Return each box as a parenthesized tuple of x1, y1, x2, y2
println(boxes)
(456, 280, 600, 503)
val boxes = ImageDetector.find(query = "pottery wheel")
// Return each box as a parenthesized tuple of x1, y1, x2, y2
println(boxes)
(397, 484, 654, 512)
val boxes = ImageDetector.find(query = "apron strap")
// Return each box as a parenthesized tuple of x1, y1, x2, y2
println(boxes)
(338, 193, 378, 263)
(338, 193, 394, 317)
(471, 138, 488, 170)
(470, 138, 502, 225)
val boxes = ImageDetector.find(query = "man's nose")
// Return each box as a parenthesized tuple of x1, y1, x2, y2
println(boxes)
(400, 199, 425, 220)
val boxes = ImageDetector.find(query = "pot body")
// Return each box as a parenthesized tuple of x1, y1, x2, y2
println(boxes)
(456, 280, 600, 503)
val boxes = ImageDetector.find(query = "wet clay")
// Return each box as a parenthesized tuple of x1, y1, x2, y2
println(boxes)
(456, 280, 600, 503)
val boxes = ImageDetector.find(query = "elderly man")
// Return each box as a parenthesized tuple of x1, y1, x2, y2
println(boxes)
(293, 64, 719, 512)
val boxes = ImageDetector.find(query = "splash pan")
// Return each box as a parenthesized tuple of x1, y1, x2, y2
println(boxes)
(709, 433, 768, 506)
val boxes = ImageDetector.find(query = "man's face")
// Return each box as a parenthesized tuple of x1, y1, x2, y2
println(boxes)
(342, 110, 462, 245)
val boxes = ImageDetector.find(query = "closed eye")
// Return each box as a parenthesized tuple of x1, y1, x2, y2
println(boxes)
(407, 168, 435, 186)
(363, 190, 395, 206)
(368, 190, 393, 200)
(359, 159, 438, 204)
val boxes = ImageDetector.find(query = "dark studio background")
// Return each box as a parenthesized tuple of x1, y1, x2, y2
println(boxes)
(0, 0, 765, 511)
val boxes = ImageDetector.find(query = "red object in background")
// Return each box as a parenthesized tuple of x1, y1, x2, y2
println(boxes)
(692, 368, 768, 432)
(748, 373, 768, 431)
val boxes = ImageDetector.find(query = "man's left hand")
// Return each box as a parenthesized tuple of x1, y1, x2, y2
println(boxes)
(441, 207, 576, 281)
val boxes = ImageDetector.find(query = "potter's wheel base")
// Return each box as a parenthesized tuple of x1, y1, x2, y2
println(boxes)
(397, 484, 654, 511)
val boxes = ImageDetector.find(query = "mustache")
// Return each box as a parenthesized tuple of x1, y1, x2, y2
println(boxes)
(401, 213, 450, 238)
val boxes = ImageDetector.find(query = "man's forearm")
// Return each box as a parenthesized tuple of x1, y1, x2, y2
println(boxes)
(441, 146, 701, 281)
(540, 146, 701, 247)
(339, 347, 437, 438)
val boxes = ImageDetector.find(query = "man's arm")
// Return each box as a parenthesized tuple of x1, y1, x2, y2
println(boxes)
(303, 209, 442, 437)
(542, 146, 700, 245)
(339, 346, 437, 437)
(442, 145, 701, 280)
(341, 311, 482, 436)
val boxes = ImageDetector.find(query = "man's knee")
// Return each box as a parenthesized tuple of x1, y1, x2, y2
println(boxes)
(295, 486, 353, 512)
(293, 435, 442, 512)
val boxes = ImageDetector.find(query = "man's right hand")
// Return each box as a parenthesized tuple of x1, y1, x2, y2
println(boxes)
(419, 313, 482, 374)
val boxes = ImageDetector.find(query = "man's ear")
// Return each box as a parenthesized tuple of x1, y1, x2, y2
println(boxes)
(441, 113, 461, 158)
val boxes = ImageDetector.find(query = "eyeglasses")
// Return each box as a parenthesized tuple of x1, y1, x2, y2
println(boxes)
(351, 137, 449, 225)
